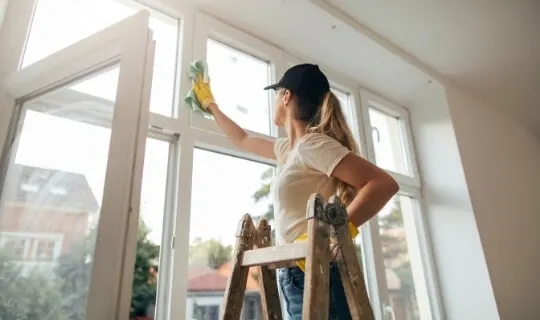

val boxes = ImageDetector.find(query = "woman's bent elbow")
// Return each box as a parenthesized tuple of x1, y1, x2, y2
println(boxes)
(383, 174, 400, 197)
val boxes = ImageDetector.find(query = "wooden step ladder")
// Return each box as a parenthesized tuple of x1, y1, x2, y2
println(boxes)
(221, 193, 375, 320)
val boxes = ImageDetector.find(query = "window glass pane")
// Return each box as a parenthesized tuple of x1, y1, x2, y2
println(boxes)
(130, 138, 169, 319)
(22, 0, 179, 116)
(207, 39, 272, 136)
(369, 107, 410, 175)
(0, 66, 119, 319)
(187, 149, 272, 319)
(378, 195, 430, 320)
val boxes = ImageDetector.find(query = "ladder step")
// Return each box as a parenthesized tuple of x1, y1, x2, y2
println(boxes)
(241, 242, 308, 267)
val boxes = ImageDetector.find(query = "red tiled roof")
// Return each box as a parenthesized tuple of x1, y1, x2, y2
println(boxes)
(188, 272, 229, 292)
(186, 262, 261, 292)
(187, 263, 214, 279)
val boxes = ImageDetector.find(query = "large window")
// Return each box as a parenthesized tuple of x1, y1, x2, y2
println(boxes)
(0, 3, 441, 319)
(361, 90, 433, 320)
(0, 68, 120, 319)
(186, 149, 270, 320)
(0, 68, 170, 319)
(22, 0, 179, 116)
(15, 3, 177, 313)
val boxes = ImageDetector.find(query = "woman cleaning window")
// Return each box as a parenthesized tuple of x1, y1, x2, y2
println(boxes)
(191, 63, 399, 319)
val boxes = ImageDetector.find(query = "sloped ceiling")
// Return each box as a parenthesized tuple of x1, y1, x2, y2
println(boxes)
(324, 0, 540, 134)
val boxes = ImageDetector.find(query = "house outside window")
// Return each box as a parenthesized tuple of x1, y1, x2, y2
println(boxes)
(0, 233, 63, 262)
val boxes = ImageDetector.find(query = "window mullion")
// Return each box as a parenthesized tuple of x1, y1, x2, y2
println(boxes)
(351, 89, 371, 159)
(168, 134, 195, 320)
(358, 218, 388, 320)
(400, 107, 422, 181)
(354, 85, 393, 318)
(153, 135, 180, 319)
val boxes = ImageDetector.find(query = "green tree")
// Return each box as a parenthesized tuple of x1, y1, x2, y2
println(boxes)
(0, 248, 67, 320)
(378, 199, 414, 292)
(54, 228, 96, 319)
(379, 202, 408, 265)
(189, 238, 232, 269)
(130, 221, 160, 317)
(54, 220, 160, 319)
(252, 167, 276, 242)
(252, 167, 274, 222)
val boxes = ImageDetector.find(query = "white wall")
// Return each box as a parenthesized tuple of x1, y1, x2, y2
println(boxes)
(410, 83, 500, 320)
(447, 85, 540, 320)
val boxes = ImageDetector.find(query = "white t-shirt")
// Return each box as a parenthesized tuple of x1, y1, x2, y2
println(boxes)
(271, 133, 351, 245)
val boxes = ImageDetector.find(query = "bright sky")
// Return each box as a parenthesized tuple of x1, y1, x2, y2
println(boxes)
(10, 0, 403, 248)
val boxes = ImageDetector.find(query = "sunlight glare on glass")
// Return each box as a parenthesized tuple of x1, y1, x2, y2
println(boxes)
(22, 0, 179, 115)
(206, 39, 271, 135)
(369, 107, 408, 175)
(190, 149, 272, 246)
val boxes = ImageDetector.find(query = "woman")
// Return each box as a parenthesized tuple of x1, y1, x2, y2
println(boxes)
(192, 63, 399, 319)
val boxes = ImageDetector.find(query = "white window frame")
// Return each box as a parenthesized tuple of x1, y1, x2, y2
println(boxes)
(165, 10, 444, 319)
(359, 87, 443, 319)
(0, 9, 156, 320)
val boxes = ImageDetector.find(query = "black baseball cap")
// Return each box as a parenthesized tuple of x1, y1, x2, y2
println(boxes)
(264, 63, 330, 105)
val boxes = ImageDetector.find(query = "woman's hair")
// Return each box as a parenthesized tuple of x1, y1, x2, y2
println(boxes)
(295, 91, 359, 205)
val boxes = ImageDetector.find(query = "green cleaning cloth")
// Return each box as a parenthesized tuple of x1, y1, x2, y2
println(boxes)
(184, 59, 212, 116)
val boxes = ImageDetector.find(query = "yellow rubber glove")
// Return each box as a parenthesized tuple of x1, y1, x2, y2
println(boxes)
(294, 222, 359, 272)
(192, 74, 215, 110)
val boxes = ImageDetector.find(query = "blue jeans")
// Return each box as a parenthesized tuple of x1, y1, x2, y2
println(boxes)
(278, 263, 352, 320)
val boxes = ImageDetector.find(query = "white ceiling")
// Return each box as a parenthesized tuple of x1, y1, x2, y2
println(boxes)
(183, 0, 434, 107)
(184, 0, 540, 134)
(325, 0, 540, 133)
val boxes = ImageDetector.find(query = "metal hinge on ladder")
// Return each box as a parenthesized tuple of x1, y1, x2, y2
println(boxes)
(220, 193, 375, 320)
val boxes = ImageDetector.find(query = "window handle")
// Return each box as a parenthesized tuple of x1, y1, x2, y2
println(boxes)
(383, 303, 396, 320)
(372, 126, 381, 143)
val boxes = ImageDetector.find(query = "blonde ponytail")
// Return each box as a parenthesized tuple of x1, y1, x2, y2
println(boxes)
(308, 91, 359, 205)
